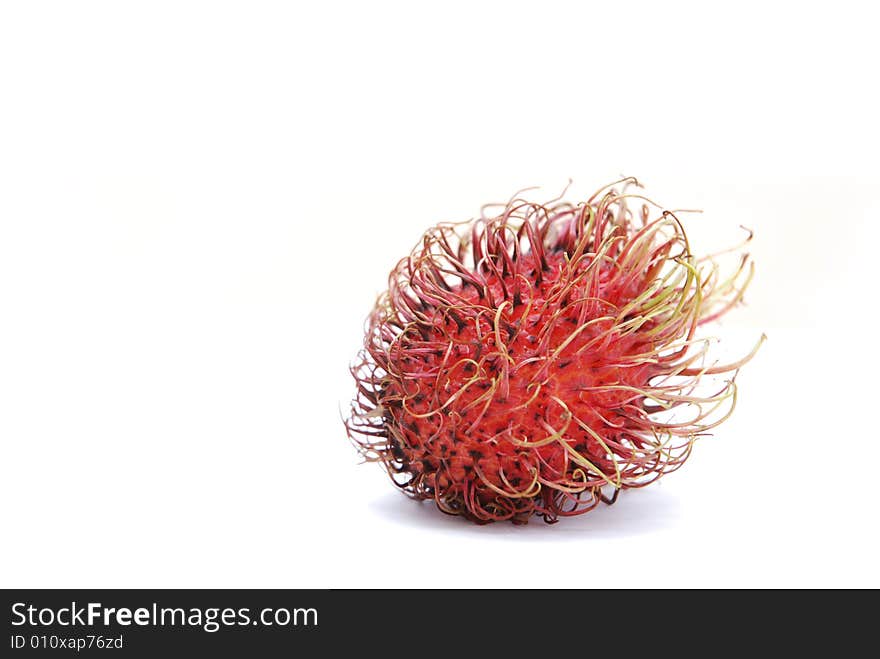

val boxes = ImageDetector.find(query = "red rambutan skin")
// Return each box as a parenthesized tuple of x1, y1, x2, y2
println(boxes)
(346, 179, 762, 524)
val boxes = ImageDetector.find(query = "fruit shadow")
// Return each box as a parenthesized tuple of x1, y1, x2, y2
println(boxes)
(367, 485, 680, 539)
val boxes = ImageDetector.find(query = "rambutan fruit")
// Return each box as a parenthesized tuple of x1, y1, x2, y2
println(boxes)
(346, 178, 763, 524)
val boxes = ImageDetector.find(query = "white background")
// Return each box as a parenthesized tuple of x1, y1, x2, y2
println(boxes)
(1, 1, 878, 588)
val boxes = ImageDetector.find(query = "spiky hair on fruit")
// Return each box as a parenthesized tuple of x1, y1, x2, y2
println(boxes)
(345, 177, 763, 524)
